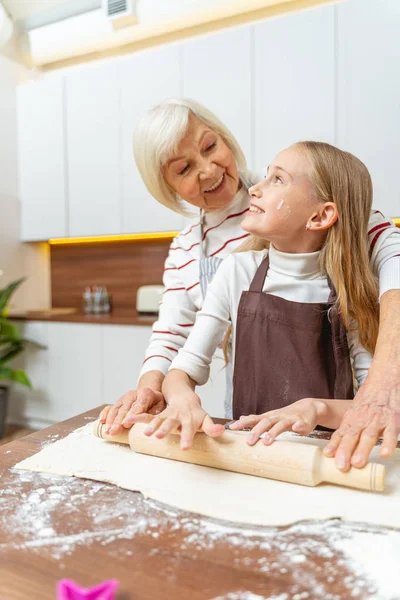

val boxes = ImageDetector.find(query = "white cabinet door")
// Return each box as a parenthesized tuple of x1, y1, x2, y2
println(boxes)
(254, 5, 335, 175)
(182, 26, 253, 167)
(337, 0, 400, 217)
(102, 325, 153, 404)
(9, 322, 103, 427)
(120, 45, 185, 234)
(17, 76, 67, 240)
(46, 323, 103, 421)
(8, 321, 50, 428)
(66, 62, 121, 236)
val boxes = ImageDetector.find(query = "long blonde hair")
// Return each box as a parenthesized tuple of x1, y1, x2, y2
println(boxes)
(223, 141, 379, 361)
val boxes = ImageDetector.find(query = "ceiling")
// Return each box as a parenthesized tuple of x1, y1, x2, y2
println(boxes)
(3, 0, 100, 30)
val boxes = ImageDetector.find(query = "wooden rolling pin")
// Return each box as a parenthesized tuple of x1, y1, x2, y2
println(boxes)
(93, 420, 385, 492)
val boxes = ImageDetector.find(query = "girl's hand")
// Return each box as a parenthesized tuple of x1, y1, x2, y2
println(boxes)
(229, 398, 328, 446)
(141, 394, 225, 450)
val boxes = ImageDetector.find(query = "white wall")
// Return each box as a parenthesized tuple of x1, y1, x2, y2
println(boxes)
(0, 54, 50, 310)
(0, 34, 20, 63)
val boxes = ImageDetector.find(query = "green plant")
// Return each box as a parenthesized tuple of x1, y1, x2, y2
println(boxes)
(0, 278, 44, 388)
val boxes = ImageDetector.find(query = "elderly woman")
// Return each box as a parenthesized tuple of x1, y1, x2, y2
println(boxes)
(100, 98, 400, 469)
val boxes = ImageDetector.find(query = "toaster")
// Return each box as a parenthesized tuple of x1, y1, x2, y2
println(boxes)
(136, 285, 164, 314)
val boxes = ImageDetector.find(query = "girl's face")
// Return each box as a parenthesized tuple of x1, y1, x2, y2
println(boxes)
(163, 115, 240, 211)
(241, 145, 327, 253)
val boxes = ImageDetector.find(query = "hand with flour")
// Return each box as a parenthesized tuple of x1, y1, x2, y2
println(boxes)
(140, 369, 225, 450)
(99, 370, 166, 435)
(230, 398, 352, 447)
(324, 380, 400, 471)
(323, 289, 400, 471)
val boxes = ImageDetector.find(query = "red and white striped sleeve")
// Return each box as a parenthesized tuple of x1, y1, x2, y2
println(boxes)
(139, 239, 199, 379)
(368, 210, 400, 298)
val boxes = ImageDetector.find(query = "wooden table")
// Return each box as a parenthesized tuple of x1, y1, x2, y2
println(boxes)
(0, 408, 398, 600)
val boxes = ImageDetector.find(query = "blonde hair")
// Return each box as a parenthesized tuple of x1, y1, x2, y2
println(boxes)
(223, 141, 379, 361)
(133, 98, 247, 215)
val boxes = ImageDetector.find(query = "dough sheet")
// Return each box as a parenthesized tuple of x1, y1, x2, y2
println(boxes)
(14, 424, 400, 527)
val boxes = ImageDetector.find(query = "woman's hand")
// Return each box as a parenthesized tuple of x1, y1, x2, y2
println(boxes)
(143, 393, 225, 450)
(229, 398, 328, 446)
(325, 290, 400, 470)
(323, 380, 400, 470)
(99, 388, 166, 436)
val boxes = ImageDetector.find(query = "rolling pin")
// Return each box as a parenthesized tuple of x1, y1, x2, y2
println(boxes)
(93, 420, 385, 492)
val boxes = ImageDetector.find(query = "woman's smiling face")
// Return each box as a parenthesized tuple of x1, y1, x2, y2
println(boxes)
(163, 114, 240, 211)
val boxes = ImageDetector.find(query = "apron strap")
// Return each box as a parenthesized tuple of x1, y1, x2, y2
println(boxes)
(326, 275, 337, 304)
(199, 209, 205, 260)
(249, 254, 270, 292)
(325, 276, 349, 397)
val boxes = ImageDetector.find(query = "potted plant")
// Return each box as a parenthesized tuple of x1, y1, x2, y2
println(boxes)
(0, 278, 44, 438)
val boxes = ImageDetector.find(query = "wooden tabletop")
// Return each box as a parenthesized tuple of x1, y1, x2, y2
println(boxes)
(0, 409, 398, 600)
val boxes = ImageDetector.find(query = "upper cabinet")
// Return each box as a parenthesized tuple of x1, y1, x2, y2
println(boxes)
(17, 75, 67, 241)
(182, 26, 253, 167)
(16, 2, 400, 242)
(119, 44, 185, 234)
(65, 61, 122, 236)
(337, 0, 400, 217)
(253, 5, 335, 174)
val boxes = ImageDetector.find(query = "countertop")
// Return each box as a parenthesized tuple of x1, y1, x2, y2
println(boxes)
(0, 407, 399, 599)
(9, 309, 156, 326)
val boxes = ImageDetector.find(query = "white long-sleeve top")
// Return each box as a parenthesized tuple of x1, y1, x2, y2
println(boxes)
(139, 185, 400, 379)
(170, 245, 373, 388)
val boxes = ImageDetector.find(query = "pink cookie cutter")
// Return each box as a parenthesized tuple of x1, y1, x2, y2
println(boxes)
(57, 579, 119, 600)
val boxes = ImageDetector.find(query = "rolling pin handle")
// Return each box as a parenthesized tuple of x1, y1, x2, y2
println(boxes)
(92, 420, 130, 445)
(317, 452, 386, 492)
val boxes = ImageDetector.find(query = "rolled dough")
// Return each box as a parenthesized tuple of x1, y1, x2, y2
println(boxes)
(14, 424, 400, 527)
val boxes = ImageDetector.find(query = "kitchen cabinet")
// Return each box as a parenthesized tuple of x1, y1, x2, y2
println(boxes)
(253, 4, 335, 174)
(17, 75, 67, 241)
(102, 325, 153, 403)
(8, 321, 49, 428)
(9, 321, 226, 428)
(182, 26, 253, 168)
(65, 61, 121, 236)
(46, 322, 104, 421)
(337, 0, 400, 217)
(119, 44, 185, 234)
(10, 322, 103, 427)
(17, 1, 399, 241)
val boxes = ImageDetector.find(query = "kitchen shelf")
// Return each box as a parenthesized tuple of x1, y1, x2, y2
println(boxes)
(9, 310, 156, 326)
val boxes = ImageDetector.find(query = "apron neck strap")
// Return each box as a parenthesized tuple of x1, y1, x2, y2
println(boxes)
(326, 275, 337, 304)
(199, 209, 205, 260)
(249, 254, 270, 292)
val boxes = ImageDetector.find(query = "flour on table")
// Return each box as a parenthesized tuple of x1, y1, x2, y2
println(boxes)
(13, 424, 400, 528)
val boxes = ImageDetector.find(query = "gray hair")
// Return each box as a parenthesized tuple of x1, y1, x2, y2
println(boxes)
(133, 98, 247, 214)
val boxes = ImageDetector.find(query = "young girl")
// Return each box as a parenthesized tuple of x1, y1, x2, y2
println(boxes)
(137, 141, 378, 460)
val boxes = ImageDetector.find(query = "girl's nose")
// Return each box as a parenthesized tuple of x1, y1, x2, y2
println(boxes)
(249, 184, 262, 197)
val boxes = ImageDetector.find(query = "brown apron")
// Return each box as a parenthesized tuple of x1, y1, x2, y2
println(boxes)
(232, 254, 354, 419)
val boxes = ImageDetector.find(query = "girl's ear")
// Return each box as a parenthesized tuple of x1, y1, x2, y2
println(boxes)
(307, 202, 338, 231)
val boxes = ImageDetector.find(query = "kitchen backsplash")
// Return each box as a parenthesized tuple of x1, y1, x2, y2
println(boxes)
(50, 238, 171, 313)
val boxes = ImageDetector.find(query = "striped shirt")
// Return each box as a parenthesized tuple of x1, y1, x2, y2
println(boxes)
(139, 186, 400, 379)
